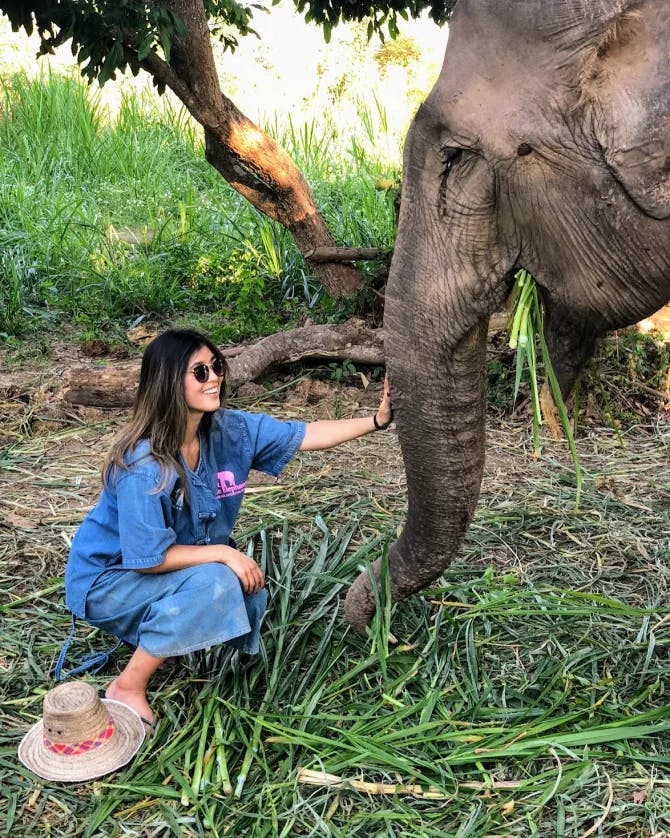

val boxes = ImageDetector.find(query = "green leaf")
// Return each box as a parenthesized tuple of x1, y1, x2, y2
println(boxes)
(137, 35, 153, 62)
(159, 24, 172, 62)
(98, 40, 123, 86)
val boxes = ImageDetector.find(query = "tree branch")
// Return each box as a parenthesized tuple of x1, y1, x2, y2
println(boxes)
(305, 246, 391, 263)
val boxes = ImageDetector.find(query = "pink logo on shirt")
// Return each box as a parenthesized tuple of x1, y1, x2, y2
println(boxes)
(216, 470, 246, 499)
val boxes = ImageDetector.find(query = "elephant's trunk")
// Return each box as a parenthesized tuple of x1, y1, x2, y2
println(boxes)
(342, 99, 509, 633)
(343, 315, 489, 632)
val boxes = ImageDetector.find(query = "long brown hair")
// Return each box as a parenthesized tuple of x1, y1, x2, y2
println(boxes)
(103, 329, 227, 494)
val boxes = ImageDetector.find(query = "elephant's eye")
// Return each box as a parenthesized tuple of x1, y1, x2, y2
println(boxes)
(441, 147, 463, 179)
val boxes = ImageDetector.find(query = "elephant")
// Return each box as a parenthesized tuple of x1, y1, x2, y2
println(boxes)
(343, 0, 670, 631)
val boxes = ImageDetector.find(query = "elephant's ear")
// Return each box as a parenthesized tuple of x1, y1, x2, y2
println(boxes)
(585, 4, 670, 220)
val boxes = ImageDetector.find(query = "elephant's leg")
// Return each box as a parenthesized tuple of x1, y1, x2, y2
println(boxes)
(344, 318, 489, 633)
(541, 296, 601, 397)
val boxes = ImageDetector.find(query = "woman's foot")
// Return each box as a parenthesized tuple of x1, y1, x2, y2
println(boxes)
(105, 677, 154, 728)
(105, 647, 164, 732)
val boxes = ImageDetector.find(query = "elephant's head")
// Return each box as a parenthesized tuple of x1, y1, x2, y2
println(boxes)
(344, 0, 670, 631)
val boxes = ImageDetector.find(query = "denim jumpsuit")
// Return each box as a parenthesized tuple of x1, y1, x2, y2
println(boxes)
(64, 409, 306, 658)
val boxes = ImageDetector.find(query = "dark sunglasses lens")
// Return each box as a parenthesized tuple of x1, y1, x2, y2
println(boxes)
(193, 363, 209, 383)
(212, 358, 225, 377)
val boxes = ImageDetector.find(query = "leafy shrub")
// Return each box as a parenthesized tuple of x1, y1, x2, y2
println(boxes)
(584, 330, 670, 425)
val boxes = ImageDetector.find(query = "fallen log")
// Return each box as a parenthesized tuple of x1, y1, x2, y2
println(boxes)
(61, 313, 512, 408)
(227, 318, 384, 383)
(61, 361, 142, 409)
(62, 318, 384, 408)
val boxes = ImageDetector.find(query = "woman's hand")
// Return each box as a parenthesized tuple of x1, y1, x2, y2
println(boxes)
(220, 548, 265, 594)
(374, 373, 393, 430)
(300, 372, 394, 450)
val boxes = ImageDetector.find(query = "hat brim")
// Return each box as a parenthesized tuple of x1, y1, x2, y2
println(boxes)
(18, 699, 146, 783)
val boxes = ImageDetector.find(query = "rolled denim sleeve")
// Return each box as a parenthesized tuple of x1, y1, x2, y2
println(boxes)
(115, 470, 176, 568)
(244, 413, 307, 476)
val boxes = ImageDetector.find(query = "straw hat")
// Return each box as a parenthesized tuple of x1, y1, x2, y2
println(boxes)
(18, 681, 146, 782)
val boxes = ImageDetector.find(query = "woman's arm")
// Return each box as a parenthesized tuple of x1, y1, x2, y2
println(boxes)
(299, 374, 393, 451)
(138, 543, 264, 593)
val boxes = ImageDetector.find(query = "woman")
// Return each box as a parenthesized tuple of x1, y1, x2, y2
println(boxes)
(64, 329, 393, 725)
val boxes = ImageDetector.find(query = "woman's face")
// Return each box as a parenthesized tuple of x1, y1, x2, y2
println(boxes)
(183, 345, 224, 414)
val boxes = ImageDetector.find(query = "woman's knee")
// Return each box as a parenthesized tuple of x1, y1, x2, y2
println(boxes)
(171, 562, 244, 617)
(184, 561, 239, 595)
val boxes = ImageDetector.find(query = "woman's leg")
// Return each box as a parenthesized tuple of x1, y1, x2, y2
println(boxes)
(87, 564, 267, 721)
(106, 646, 164, 724)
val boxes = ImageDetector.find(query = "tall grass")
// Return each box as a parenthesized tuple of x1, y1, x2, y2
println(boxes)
(0, 70, 399, 344)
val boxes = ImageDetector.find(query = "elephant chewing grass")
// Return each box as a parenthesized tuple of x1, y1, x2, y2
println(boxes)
(344, 0, 670, 632)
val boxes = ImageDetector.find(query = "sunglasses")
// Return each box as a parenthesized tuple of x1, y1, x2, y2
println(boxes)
(190, 358, 225, 383)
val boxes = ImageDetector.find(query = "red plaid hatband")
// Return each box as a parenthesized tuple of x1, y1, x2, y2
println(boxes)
(43, 718, 116, 756)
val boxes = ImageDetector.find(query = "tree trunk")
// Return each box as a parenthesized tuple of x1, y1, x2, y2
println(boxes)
(136, 0, 362, 299)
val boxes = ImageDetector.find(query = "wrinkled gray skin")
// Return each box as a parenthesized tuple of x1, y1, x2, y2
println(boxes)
(344, 0, 670, 631)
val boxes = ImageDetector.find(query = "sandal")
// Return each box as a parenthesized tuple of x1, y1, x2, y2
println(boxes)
(140, 716, 158, 735)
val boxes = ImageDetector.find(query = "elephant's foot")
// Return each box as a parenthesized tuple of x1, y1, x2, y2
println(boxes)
(343, 558, 382, 634)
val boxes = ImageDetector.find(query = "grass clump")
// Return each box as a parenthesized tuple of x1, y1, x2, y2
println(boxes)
(0, 70, 399, 345)
(508, 270, 583, 505)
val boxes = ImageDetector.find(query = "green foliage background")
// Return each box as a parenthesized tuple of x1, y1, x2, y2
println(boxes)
(0, 70, 399, 344)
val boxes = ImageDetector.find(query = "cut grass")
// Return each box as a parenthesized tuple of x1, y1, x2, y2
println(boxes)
(509, 269, 583, 506)
(1, 383, 668, 837)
